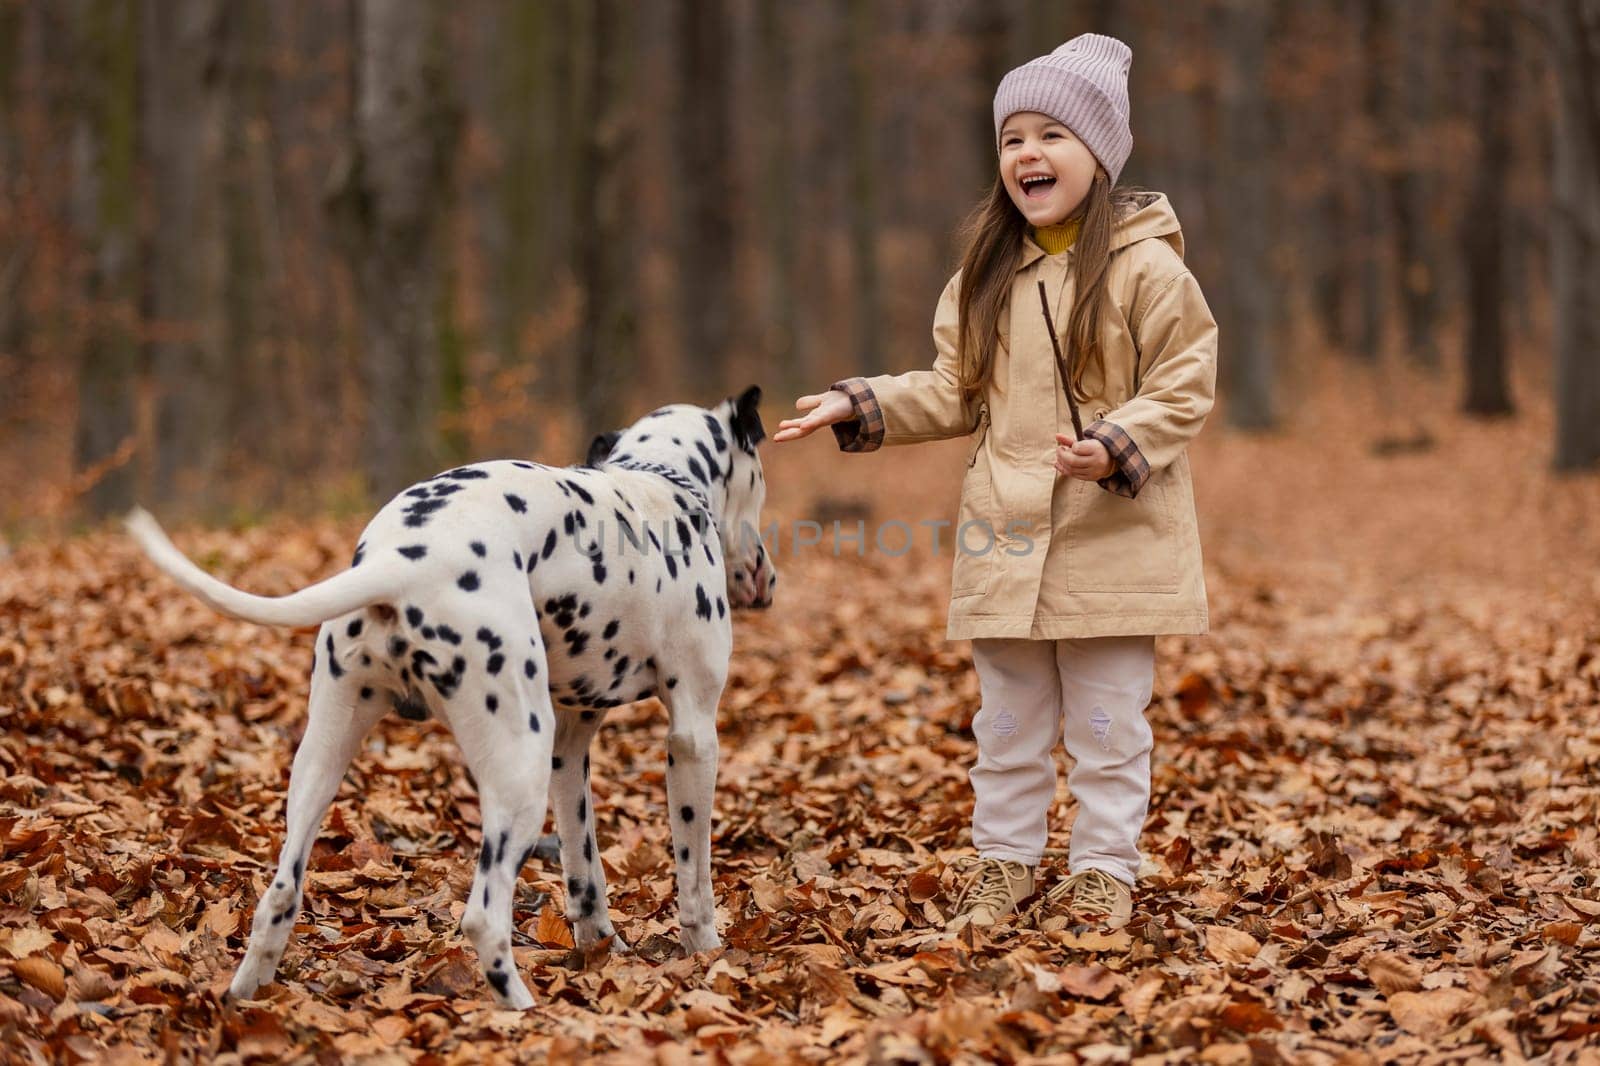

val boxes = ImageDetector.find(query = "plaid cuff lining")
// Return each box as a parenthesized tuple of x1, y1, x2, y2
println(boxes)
(1083, 419, 1150, 499)
(828, 378, 885, 453)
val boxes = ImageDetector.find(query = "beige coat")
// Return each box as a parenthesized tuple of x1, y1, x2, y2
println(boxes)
(831, 192, 1217, 640)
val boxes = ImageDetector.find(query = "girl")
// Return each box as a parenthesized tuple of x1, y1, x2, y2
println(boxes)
(773, 34, 1217, 931)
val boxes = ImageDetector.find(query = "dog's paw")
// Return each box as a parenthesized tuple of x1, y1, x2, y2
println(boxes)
(679, 924, 722, 955)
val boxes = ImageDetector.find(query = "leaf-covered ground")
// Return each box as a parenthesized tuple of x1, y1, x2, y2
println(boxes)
(2, 372, 1599, 1063)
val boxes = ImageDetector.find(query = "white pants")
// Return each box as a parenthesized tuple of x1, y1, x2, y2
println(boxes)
(968, 635, 1155, 887)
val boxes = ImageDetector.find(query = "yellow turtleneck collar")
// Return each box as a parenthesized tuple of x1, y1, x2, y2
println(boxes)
(1032, 217, 1082, 255)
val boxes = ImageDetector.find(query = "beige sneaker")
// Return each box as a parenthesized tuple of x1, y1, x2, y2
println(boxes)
(1045, 868, 1134, 929)
(948, 856, 1036, 930)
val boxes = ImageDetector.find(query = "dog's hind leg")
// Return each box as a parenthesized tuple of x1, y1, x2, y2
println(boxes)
(229, 650, 387, 999)
(451, 619, 555, 1010)
(549, 709, 624, 950)
(661, 670, 726, 954)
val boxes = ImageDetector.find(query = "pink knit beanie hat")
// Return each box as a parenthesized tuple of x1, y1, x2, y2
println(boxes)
(992, 33, 1133, 184)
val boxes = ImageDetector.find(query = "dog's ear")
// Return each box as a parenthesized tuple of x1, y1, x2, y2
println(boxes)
(730, 385, 765, 450)
(586, 430, 623, 467)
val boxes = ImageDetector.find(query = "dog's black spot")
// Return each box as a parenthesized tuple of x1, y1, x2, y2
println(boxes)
(293, 858, 304, 885)
(458, 571, 480, 592)
(431, 482, 465, 497)
(403, 497, 449, 527)
(346, 618, 364, 638)
(476, 626, 502, 649)
(406, 606, 424, 627)
(436, 624, 462, 645)
(478, 841, 493, 872)
(592, 562, 606, 583)
(486, 969, 510, 997)
(487, 653, 504, 675)
(512, 550, 523, 571)
(444, 466, 490, 480)
(566, 480, 594, 505)
(577, 798, 586, 821)
(717, 596, 726, 618)
(668, 753, 675, 767)
(563, 512, 576, 536)
(326, 633, 344, 677)
(497, 830, 509, 865)
(552, 756, 564, 771)
(541, 530, 557, 559)
(398, 544, 427, 560)
(411, 648, 437, 670)
(583, 837, 594, 862)
(581, 710, 596, 721)
(681, 806, 695, 822)
(524, 658, 538, 679)
(486, 693, 499, 713)
(567, 876, 581, 895)
(360, 686, 373, 700)
(603, 619, 620, 640)
(470, 540, 486, 557)
(695, 585, 712, 621)
(421, 626, 436, 640)
(529, 712, 541, 732)
(666, 677, 678, 689)
(665, 554, 678, 580)
(687, 457, 706, 483)
(389, 635, 409, 657)
(581, 900, 595, 918)
(505, 493, 527, 513)
(351, 543, 366, 567)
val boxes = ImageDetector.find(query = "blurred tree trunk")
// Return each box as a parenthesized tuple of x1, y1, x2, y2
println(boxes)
(1549, 0, 1600, 469)
(141, 0, 228, 512)
(1216, 0, 1274, 429)
(1460, 2, 1513, 417)
(1384, 0, 1442, 368)
(756, 0, 801, 395)
(334, 0, 458, 497)
(846, 0, 881, 376)
(1352, 0, 1386, 362)
(0, 1, 23, 387)
(673, 0, 734, 392)
(574, 0, 634, 439)
(71, 0, 141, 517)
(218, 0, 287, 500)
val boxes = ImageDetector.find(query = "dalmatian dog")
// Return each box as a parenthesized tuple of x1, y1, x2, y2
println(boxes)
(125, 386, 776, 1009)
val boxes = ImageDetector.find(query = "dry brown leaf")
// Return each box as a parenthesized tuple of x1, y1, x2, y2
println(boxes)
(10, 956, 65, 1000)
(1203, 925, 1260, 965)
(1387, 987, 1484, 1037)
(1364, 950, 1423, 995)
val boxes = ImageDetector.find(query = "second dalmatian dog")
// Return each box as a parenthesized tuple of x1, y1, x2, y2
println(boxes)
(126, 386, 777, 1009)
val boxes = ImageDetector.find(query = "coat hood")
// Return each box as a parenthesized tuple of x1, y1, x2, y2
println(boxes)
(1021, 190, 1185, 269)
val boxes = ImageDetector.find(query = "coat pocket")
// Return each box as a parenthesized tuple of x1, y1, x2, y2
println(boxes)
(1064, 476, 1179, 593)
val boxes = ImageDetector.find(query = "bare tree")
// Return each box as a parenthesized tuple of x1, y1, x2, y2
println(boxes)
(574, 0, 636, 439)
(333, 0, 458, 497)
(1460, 2, 1514, 416)
(846, 0, 882, 375)
(71, 0, 141, 517)
(1216, 0, 1275, 429)
(141, 0, 228, 511)
(1548, 0, 1600, 469)
(673, 0, 735, 390)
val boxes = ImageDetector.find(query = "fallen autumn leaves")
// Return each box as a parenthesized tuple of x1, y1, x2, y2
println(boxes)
(2, 385, 1599, 1063)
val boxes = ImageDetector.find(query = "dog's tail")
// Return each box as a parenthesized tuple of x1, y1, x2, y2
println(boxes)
(125, 508, 396, 628)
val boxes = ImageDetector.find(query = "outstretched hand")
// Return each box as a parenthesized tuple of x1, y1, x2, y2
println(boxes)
(773, 391, 856, 443)
(1054, 432, 1113, 481)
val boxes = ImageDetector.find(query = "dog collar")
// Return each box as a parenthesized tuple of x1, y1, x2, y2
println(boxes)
(609, 460, 712, 515)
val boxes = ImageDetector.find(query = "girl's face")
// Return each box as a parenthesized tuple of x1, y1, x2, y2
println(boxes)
(998, 112, 1099, 227)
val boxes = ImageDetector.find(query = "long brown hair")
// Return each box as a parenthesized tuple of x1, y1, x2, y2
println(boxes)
(954, 169, 1141, 403)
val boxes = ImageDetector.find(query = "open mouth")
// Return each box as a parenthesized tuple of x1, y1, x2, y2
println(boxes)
(1019, 174, 1057, 199)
